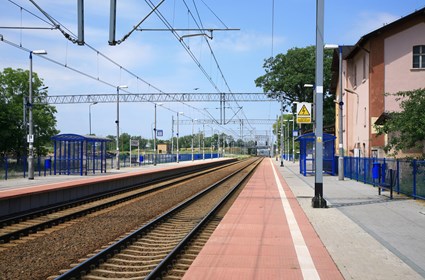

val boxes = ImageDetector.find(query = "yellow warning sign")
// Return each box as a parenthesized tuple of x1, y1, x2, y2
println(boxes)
(297, 117, 311, 124)
(296, 102, 312, 124)
(298, 105, 310, 116)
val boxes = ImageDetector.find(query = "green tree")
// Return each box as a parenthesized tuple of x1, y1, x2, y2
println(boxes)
(0, 68, 58, 157)
(376, 89, 425, 156)
(255, 45, 335, 126)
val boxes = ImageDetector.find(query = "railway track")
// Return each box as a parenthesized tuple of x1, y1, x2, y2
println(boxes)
(0, 159, 242, 245)
(54, 157, 262, 279)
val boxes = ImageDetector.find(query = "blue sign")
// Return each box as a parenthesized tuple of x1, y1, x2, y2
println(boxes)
(157, 130, 163, 137)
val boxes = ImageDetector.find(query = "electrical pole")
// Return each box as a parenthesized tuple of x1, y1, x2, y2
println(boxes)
(312, 0, 327, 208)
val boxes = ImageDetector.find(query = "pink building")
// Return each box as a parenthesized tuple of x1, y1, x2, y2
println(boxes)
(330, 7, 425, 158)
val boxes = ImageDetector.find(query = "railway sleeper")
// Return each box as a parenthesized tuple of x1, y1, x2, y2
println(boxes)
(99, 262, 157, 271)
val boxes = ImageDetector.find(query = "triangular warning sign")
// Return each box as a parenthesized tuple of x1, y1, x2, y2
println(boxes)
(298, 105, 310, 116)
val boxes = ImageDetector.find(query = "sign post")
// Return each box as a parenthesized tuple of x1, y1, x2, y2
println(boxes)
(129, 139, 139, 166)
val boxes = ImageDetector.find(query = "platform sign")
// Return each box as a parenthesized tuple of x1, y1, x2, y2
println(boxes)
(296, 102, 312, 124)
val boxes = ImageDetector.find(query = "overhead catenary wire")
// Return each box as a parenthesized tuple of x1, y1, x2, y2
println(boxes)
(144, 0, 221, 93)
(24, 0, 209, 114)
(2, 1, 265, 140)
(0, 34, 241, 138)
(8, 0, 54, 27)
(200, 0, 228, 29)
(180, 0, 254, 131)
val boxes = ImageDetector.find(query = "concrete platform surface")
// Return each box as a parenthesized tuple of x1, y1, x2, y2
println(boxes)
(184, 158, 425, 280)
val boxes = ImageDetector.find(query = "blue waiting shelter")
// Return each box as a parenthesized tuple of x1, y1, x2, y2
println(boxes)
(51, 134, 111, 176)
(295, 132, 336, 176)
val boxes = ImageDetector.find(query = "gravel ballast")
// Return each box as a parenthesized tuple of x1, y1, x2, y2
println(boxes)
(0, 163, 245, 280)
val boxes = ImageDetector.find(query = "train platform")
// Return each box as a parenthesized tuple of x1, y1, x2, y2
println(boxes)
(0, 158, 233, 217)
(183, 158, 425, 280)
(0, 159, 210, 194)
(0, 158, 232, 196)
(1, 157, 425, 279)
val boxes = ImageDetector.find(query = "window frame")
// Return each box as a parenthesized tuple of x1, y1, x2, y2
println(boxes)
(413, 45, 425, 69)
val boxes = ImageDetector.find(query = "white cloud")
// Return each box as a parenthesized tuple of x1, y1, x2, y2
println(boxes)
(213, 31, 285, 53)
(343, 11, 399, 42)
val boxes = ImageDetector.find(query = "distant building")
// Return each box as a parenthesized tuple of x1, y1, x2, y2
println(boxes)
(330, 7, 425, 158)
(157, 143, 170, 154)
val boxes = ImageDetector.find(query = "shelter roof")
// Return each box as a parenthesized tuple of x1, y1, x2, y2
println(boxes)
(51, 133, 111, 142)
(295, 132, 336, 142)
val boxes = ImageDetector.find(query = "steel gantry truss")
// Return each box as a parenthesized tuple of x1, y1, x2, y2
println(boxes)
(36, 92, 278, 104)
(176, 119, 276, 125)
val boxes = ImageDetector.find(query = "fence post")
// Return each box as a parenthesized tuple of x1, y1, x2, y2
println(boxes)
(363, 157, 367, 183)
(396, 159, 400, 194)
(356, 157, 359, 181)
(23, 156, 27, 178)
(389, 169, 394, 199)
(38, 156, 41, 177)
(382, 158, 387, 185)
(5, 157, 8, 180)
(413, 160, 417, 199)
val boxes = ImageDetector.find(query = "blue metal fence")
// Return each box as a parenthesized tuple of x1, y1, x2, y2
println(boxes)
(343, 157, 425, 200)
(0, 156, 53, 180)
(1, 153, 221, 180)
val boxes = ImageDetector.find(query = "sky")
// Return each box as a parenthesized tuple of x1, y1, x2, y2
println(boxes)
(1, 0, 424, 143)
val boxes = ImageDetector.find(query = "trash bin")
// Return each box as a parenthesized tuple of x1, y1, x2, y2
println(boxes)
(44, 158, 51, 169)
(372, 162, 381, 180)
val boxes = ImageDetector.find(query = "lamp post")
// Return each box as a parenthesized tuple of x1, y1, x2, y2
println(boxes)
(325, 44, 344, 180)
(280, 99, 284, 167)
(171, 115, 174, 155)
(89, 102, 98, 135)
(191, 119, 197, 161)
(286, 119, 294, 161)
(176, 112, 183, 163)
(153, 103, 163, 166)
(345, 87, 360, 156)
(202, 124, 205, 160)
(116, 85, 128, 170)
(292, 116, 295, 163)
(28, 50, 47, 180)
(312, 0, 327, 208)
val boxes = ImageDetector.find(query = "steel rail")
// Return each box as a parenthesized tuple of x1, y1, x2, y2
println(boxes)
(146, 157, 262, 279)
(0, 159, 239, 244)
(55, 158, 261, 279)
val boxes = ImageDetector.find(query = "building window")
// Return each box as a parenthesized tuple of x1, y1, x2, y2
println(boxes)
(413, 45, 425, 69)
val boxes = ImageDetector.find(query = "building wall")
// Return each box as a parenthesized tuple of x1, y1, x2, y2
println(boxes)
(385, 22, 425, 112)
(157, 144, 170, 154)
(337, 10, 425, 158)
(345, 49, 371, 157)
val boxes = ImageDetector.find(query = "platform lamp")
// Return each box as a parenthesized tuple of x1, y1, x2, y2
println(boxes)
(191, 119, 197, 161)
(176, 112, 184, 163)
(325, 43, 344, 180)
(280, 97, 285, 167)
(154, 103, 163, 166)
(89, 102, 98, 135)
(116, 85, 128, 170)
(312, 0, 327, 208)
(28, 49, 47, 180)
